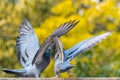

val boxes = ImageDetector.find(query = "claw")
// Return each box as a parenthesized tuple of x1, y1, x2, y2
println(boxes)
(68, 70, 75, 78)
(52, 77, 59, 80)
(69, 72, 75, 78)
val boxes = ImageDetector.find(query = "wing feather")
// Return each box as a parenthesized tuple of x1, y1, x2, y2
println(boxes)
(32, 20, 79, 64)
(65, 32, 112, 61)
(51, 20, 79, 37)
(16, 20, 40, 67)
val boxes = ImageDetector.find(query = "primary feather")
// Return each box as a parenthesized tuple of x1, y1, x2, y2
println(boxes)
(65, 32, 111, 61)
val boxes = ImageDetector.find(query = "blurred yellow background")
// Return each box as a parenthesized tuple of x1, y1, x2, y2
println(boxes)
(0, 0, 120, 77)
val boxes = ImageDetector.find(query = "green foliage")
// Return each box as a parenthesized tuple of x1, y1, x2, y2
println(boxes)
(0, 0, 120, 77)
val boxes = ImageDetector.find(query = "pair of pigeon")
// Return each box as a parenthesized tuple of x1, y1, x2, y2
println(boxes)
(2, 20, 111, 77)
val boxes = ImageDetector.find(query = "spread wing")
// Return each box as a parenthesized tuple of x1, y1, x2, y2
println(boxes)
(65, 32, 112, 61)
(16, 20, 40, 67)
(32, 20, 79, 65)
(51, 20, 79, 37)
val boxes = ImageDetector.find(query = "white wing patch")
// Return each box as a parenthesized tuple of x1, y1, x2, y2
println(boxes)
(16, 20, 40, 67)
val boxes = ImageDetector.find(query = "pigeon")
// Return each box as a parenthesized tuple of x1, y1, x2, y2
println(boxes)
(53, 32, 111, 77)
(2, 20, 79, 77)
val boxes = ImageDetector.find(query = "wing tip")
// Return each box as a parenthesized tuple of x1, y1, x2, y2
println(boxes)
(70, 20, 80, 25)
(21, 18, 29, 24)
(18, 19, 33, 35)
(73, 20, 80, 26)
(51, 20, 80, 37)
(103, 32, 112, 37)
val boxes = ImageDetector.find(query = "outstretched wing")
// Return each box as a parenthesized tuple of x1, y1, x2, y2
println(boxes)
(32, 20, 79, 65)
(65, 32, 111, 61)
(16, 20, 40, 67)
(51, 20, 79, 37)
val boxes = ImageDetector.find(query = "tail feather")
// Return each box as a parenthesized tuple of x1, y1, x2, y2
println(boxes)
(2, 68, 26, 76)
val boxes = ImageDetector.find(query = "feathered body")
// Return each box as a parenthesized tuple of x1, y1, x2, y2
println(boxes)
(3, 20, 79, 77)
(53, 32, 112, 77)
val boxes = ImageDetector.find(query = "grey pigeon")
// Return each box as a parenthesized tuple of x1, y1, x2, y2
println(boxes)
(2, 20, 79, 77)
(53, 32, 111, 77)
